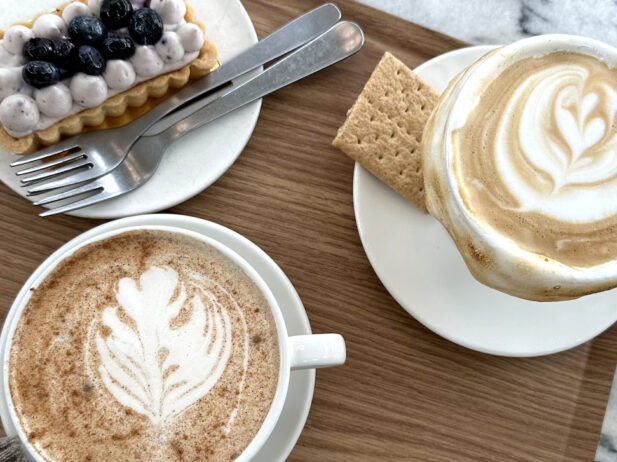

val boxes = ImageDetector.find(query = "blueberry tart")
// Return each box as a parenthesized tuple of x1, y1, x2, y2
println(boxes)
(0, 0, 218, 154)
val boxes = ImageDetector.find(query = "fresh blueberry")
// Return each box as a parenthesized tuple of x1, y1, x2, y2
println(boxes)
(100, 0, 133, 29)
(76, 45, 107, 75)
(129, 8, 163, 45)
(101, 36, 135, 59)
(22, 61, 60, 89)
(69, 16, 108, 46)
(23, 38, 54, 61)
(52, 39, 77, 69)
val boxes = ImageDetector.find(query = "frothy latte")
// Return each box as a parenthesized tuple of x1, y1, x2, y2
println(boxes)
(455, 52, 617, 268)
(9, 230, 280, 461)
(422, 36, 617, 301)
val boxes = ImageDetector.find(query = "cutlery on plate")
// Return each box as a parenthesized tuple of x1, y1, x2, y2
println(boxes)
(10, 3, 342, 194)
(33, 21, 364, 217)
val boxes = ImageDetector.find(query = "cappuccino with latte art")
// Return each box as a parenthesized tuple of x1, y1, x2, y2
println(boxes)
(423, 35, 617, 301)
(9, 230, 280, 461)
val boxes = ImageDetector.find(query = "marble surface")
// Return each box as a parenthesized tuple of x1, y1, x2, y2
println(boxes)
(356, 0, 617, 47)
(354, 1, 617, 461)
(598, 370, 617, 462)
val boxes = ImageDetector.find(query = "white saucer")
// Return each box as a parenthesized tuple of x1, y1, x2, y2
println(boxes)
(0, 0, 262, 219)
(353, 45, 617, 357)
(0, 214, 314, 461)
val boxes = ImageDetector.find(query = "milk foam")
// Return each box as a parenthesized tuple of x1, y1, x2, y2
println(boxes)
(450, 51, 617, 269)
(493, 63, 617, 222)
(87, 265, 249, 426)
(9, 230, 280, 461)
(187, 270, 251, 435)
(422, 37, 617, 300)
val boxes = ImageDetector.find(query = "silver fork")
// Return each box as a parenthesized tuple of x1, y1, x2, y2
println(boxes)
(33, 21, 364, 217)
(10, 3, 342, 194)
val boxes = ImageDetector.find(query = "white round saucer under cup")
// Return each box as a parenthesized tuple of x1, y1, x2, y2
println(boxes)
(0, 214, 314, 461)
(0, 0, 262, 219)
(353, 45, 617, 357)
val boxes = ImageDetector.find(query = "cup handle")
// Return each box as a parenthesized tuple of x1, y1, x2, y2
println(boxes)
(288, 334, 346, 370)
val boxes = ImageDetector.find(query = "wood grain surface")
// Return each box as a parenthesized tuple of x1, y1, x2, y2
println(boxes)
(0, 1, 616, 461)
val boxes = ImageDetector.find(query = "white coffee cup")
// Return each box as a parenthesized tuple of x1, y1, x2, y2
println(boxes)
(422, 34, 617, 301)
(0, 224, 346, 462)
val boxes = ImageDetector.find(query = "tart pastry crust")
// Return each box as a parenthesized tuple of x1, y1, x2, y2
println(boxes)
(0, 0, 218, 154)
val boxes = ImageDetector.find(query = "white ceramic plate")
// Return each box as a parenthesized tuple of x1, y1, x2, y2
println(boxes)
(0, 0, 262, 219)
(353, 45, 617, 357)
(0, 214, 314, 461)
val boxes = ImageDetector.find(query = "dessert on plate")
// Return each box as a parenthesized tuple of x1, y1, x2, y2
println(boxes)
(0, 0, 218, 154)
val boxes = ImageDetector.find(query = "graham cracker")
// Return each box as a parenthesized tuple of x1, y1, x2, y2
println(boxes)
(333, 52, 439, 212)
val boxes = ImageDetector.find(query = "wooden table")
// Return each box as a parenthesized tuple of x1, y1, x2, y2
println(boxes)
(1, 1, 616, 460)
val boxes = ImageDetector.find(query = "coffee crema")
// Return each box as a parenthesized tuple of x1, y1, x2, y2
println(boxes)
(9, 230, 280, 461)
(454, 52, 617, 268)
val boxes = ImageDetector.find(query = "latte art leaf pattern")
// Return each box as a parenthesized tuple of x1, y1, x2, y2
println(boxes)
(10, 231, 279, 462)
(93, 266, 232, 426)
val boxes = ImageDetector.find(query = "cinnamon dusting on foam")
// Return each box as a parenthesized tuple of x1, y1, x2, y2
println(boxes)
(9, 230, 279, 462)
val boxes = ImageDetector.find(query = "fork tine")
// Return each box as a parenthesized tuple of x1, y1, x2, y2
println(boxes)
(39, 187, 119, 217)
(33, 182, 102, 206)
(25, 164, 107, 195)
(20, 158, 92, 184)
(15, 151, 86, 176)
(10, 140, 80, 167)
